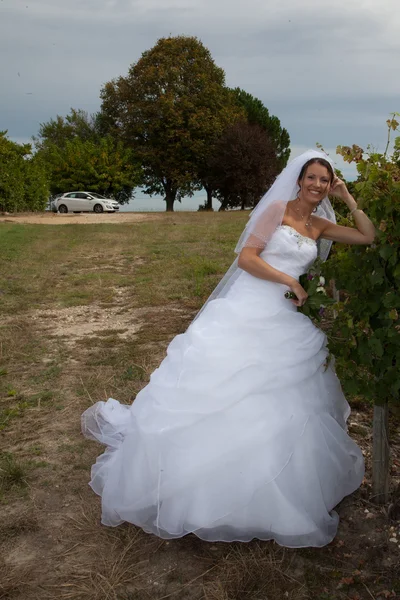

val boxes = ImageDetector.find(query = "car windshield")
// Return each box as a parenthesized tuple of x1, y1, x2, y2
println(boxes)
(89, 193, 106, 199)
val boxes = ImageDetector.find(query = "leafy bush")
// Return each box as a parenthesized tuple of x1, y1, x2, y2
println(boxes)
(323, 115, 400, 502)
(0, 132, 49, 212)
(324, 115, 400, 406)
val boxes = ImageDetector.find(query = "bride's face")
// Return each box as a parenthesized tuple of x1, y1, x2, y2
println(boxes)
(299, 164, 331, 205)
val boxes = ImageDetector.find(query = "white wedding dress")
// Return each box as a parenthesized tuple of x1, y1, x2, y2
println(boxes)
(82, 224, 364, 548)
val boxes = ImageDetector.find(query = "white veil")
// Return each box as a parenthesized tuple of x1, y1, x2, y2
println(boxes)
(195, 149, 336, 318)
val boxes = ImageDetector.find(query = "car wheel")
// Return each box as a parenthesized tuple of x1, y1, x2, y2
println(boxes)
(93, 204, 104, 213)
(58, 204, 68, 213)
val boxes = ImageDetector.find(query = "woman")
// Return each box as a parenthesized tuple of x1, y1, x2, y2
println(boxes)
(82, 150, 375, 548)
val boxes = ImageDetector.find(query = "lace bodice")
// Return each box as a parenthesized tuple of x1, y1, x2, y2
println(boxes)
(259, 225, 318, 280)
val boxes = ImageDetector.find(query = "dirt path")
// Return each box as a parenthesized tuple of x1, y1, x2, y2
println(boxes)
(0, 212, 162, 225)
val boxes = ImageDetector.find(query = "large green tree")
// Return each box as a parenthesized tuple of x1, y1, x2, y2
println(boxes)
(100, 35, 244, 211)
(232, 88, 290, 169)
(0, 132, 49, 212)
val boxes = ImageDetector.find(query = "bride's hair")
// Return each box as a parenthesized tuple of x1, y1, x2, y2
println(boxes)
(298, 158, 334, 184)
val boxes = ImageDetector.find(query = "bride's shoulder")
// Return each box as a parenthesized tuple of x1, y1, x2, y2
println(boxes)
(313, 215, 332, 236)
(267, 200, 287, 218)
(255, 200, 287, 224)
(263, 200, 286, 212)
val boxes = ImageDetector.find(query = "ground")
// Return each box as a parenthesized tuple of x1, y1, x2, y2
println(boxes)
(0, 212, 399, 600)
(0, 212, 161, 226)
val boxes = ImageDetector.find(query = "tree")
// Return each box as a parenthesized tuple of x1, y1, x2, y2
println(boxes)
(33, 108, 100, 152)
(324, 115, 400, 503)
(193, 88, 245, 211)
(34, 109, 139, 202)
(42, 136, 140, 202)
(232, 88, 290, 169)
(100, 35, 244, 211)
(206, 122, 279, 211)
(0, 132, 49, 212)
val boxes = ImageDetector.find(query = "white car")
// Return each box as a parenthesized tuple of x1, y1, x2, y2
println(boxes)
(55, 192, 120, 213)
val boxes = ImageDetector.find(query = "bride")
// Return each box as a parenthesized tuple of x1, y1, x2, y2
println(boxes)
(82, 150, 375, 548)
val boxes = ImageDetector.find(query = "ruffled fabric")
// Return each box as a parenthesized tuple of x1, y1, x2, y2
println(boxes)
(82, 226, 364, 547)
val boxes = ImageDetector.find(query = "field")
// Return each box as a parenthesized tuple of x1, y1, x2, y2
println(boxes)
(0, 212, 399, 600)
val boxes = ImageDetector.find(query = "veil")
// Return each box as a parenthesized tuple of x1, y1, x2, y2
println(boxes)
(195, 149, 336, 319)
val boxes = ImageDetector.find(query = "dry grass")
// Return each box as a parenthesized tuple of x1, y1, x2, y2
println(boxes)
(51, 519, 153, 600)
(0, 562, 38, 600)
(0, 213, 399, 600)
(202, 544, 306, 600)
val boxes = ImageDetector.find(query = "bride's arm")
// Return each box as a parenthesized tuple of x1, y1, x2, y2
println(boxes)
(238, 246, 308, 306)
(316, 178, 375, 244)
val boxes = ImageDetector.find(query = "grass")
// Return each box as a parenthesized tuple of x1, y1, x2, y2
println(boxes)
(0, 212, 398, 600)
(0, 384, 56, 431)
(0, 214, 244, 315)
(0, 451, 29, 495)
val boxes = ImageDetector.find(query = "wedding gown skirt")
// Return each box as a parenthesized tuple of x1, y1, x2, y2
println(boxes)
(82, 225, 364, 547)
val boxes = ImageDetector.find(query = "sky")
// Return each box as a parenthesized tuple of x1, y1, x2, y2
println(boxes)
(1, 0, 399, 209)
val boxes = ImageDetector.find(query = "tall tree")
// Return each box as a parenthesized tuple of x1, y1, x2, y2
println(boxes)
(194, 88, 245, 211)
(207, 122, 279, 211)
(100, 36, 243, 211)
(232, 88, 290, 169)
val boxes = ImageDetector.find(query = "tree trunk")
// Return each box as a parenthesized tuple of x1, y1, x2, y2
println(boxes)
(372, 402, 390, 504)
(165, 195, 175, 212)
(164, 179, 177, 212)
(218, 200, 228, 212)
(241, 195, 250, 211)
(205, 186, 213, 211)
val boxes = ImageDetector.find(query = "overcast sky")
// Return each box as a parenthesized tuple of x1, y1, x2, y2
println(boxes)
(1, 0, 399, 182)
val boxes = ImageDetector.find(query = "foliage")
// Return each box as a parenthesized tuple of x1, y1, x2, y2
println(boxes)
(100, 35, 244, 211)
(324, 115, 400, 405)
(40, 135, 140, 202)
(33, 108, 101, 152)
(194, 86, 246, 211)
(34, 109, 139, 203)
(24, 154, 50, 210)
(0, 132, 49, 212)
(232, 88, 291, 169)
(207, 122, 279, 210)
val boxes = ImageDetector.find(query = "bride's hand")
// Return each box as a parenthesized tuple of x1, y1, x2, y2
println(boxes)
(329, 176, 352, 201)
(289, 282, 308, 307)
